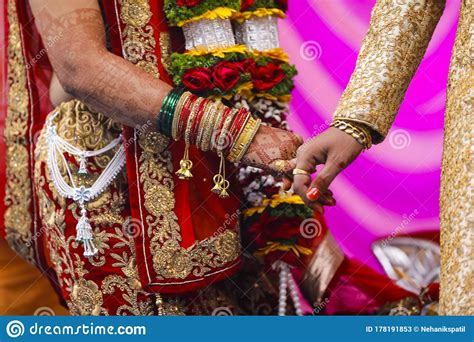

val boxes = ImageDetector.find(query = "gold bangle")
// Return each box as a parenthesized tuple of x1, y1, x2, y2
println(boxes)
(172, 91, 192, 140)
(196, 100, 214, 150)
(227, 116, 261, 163)
(185, 98, 205, 146)
(226, 113, 251, 162)
(236, 118, 261, 163)
(216, 108, 239, 154)
(208, 102, 226, 151)
(331, 119, 372, 149)
(200, 101, 218, 152)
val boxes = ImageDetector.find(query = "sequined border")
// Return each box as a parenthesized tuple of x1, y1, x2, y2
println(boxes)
(3, 0, 34, 262)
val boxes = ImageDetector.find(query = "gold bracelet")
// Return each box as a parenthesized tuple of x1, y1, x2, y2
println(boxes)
(226, 113, 251, 162)
(209, 102, 227, 151)
(198, 101, 218, 152)
(184, 98, 205, 146)
(331, 119, 372, 149)
(217, 108, 239, 154)
(227, 117, 261, 163)
(172, 91, 192, 140)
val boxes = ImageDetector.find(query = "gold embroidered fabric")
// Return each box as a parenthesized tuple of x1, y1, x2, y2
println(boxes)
(34, 100, 157, 315)
(439, 0, 473, 316)
(159, 31, 173, 74)
(4, 0, 34, 262)
(120, 0, 159, 78)
(334, 0, 473, 314)
(333, 0, 446, 143)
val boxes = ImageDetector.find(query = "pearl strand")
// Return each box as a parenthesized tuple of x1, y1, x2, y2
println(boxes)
(274, 261, 304, 316)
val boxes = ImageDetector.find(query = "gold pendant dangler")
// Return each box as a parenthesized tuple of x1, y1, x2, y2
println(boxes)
(176, 144, 193, 179)
(212, 152, 230, 198)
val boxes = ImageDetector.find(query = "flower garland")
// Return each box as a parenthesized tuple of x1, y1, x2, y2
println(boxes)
(164, 0, 322, 273)
(164, 0, 241, 26)
(241, 193, 317, 266)
(171, 53, 297, 100)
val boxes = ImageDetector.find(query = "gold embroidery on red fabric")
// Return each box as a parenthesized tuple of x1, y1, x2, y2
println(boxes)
(120, 0, 159, 78)
(159, 31, 173, 74)
(34, 100, 155, 315)
(4, 0, 34, 261)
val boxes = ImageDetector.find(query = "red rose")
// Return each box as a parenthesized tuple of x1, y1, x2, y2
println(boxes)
(177, 0, 201, 7)
(182, 67, 214, 92)
(212, 61, 241, 92)
(235, 58, 256, 73)
(250, 62, 286, 92)
(240, 0, 255, 11)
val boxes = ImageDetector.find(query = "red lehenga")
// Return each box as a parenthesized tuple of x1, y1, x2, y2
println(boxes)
(1, 0, 418, 315)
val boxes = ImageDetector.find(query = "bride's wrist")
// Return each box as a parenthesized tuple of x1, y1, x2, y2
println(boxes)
(156, 88, 261, 159)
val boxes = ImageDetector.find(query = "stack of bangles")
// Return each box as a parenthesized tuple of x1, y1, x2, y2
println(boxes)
(157, 88, 262, 197)
(331, 119, 373, 149)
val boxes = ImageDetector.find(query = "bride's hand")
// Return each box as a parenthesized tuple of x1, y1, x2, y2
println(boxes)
(241, 125, 303, 173)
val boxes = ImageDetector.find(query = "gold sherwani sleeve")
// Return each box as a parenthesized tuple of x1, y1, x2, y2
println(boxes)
(333, 0, 445, 143)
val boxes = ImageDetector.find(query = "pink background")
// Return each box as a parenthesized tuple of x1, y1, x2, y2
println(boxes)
(281, 0, 459, 271)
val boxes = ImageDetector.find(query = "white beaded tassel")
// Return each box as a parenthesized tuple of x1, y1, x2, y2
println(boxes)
(46, 113, 125, 258)
(78, 152, 88, 175)
(273, 261, 303, 316)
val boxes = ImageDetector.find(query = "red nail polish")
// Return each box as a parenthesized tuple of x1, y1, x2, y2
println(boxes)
(306, 188, 320, 201)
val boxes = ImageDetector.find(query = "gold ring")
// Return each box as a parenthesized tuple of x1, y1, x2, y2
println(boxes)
(292, 168, 311, 176)
(273, 160, 287, 173)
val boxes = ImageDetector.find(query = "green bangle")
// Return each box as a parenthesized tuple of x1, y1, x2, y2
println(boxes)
(158, 91, 173, 134)
(158, 88, 183, 137)
(163, 92, 181, 136)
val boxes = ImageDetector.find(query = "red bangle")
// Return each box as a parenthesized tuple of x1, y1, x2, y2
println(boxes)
(216, 107, 230, 133)
(177, 94, 198, 139)
(189, 98, 207, 145)
(227, 109, 249, 152)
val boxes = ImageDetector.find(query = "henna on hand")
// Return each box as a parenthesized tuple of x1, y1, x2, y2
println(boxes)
(29, 0, 171, 128)
(241, 125, 303, 173)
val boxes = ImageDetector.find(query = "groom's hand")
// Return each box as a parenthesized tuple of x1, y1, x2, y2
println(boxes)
(291, 127, 363, 211)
